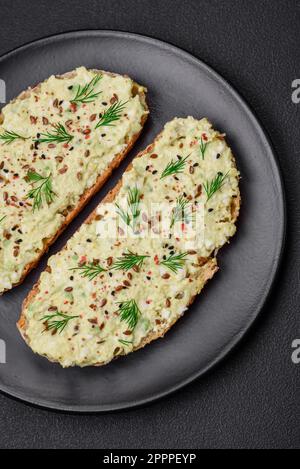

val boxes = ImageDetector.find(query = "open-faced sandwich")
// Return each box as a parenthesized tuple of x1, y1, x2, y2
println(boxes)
(18, 117, 240, 367)
(0, 67, 148, 294)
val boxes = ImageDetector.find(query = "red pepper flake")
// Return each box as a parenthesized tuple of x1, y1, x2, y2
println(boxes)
(202, 133, 208, 142)
(181, 223, 186, 232)
(70, 103, 77, 113)
(154, 255, 159, 265)
(146, 299, 152, 304)
(63, 143, 69, 149)
(79, 256, 87, 264)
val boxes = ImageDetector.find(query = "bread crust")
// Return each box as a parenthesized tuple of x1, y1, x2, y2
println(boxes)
(18, 127, 240, 367)
(1, 69, 148, 294)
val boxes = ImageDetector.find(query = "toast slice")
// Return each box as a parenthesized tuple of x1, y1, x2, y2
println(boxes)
(18, 117, 240, 367)
(0, 67, 148, 293)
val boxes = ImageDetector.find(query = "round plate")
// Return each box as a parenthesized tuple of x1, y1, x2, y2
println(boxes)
(0, 31, 285, 412)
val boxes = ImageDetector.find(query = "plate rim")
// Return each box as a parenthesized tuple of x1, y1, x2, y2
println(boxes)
(0, 29, 286, 413)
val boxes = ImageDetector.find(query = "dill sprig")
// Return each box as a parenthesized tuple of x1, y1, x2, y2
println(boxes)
(115, 203, 131, 226)
(34, 123, 73, 144)
(41, 312, 79, 334)
(203, 171, 229, 201)
(199, 136, 208, 160)
(26, 171, 56, 211)
(0, 216, 6, 223)
(115, 186, 141, 230)
(71, 263, 106, 281)
(117, 299, 141, 330)
(118, 339, 133, 346)
(161, 154, 189, 179)
(70, 74, 102, 104)
(170, 195, 193, 228)
(0, 130, 28, 145)
(95, 100, 127, 129)
(128, 186, 141, 228)
(112, 250, 149, 271)
(160, 252, 189, 273)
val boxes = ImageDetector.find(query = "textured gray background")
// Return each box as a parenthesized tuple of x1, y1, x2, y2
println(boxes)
(0, 0, 299, 449)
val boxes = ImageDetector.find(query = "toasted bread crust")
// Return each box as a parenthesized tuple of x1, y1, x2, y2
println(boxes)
(2, 69, 148, 294)
(18, 128, 240, 366)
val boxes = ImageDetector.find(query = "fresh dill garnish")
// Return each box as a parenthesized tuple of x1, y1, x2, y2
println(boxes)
(199, 136, 208, 160)
(112, 250, 149, 271)
(127, 186, 141, 229)
(160, 154, 189, 179)
(34, 123, 73, 144)
(71, 263, 106, 281)
(70, 74, 102, 104)
(160, 252, 189, 273)
(115, 186, 141, 230)
(203, 171, 229, 201)
(117, 299, 141, 330)
(0, 130, 28, 145)
(41, 312, 79, 334)
(95, 100, 127, 129)
(170, 195, 193, 228)
(0, 216, 6, 223)
(26, 171, 56, 211)
(118, 339, 133, 346)
(115, 203, 131, 226)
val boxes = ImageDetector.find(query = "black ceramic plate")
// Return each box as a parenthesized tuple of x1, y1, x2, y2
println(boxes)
(0, 31, 285, 412)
